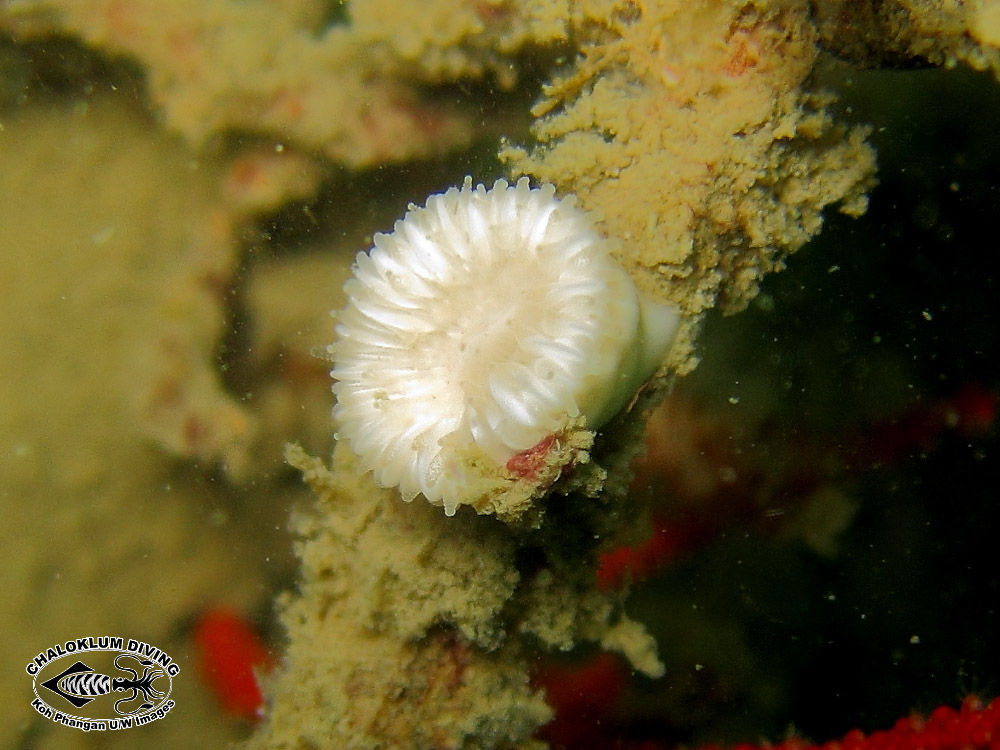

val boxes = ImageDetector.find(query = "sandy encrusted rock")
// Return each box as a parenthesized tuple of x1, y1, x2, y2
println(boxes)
(0, 95, 269, 748)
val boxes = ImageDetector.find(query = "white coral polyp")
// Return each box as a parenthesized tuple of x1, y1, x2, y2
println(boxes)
(332, 177, 678, 515)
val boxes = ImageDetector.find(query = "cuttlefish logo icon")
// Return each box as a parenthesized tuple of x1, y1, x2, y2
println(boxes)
(27, 637, 179, 732)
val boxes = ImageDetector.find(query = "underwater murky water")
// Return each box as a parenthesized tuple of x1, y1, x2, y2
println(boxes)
(1, 4, 998, 749)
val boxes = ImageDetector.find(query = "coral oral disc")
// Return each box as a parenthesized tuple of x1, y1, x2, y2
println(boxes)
(332, 177, 679, 515)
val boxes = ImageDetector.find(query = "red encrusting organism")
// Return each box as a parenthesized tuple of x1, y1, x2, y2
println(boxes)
(859, 382, 998, 467)
(193, 606, 273, 721)
(705, 695, 1000, 750)
(533, 651, 630, 748)
(535, 692, 1000, 750)
(595, 513, 711, 590)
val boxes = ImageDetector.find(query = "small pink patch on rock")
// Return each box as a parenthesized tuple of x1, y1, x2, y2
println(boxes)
(506, 434, 557, 482)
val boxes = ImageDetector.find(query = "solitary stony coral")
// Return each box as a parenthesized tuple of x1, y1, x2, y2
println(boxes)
(331, 177, 679, 516)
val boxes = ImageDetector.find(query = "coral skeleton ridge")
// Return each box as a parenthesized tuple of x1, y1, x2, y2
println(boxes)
(331, 177, 680, 517)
